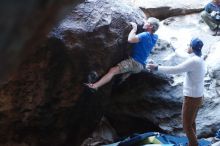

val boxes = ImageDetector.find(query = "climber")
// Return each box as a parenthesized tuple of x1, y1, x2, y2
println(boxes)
(85, 17, 160, 91)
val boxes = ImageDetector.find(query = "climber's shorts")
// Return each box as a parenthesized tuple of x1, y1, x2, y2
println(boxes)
(117, 58, 144, 74)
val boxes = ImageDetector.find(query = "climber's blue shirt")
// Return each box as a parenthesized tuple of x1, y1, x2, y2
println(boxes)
(131, 32, 158, 65)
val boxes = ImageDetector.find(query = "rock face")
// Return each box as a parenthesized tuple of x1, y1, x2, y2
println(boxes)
(49, 0, 144, 77)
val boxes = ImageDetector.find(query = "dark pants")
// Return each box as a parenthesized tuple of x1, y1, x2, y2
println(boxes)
(182, 96, 203, 146)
